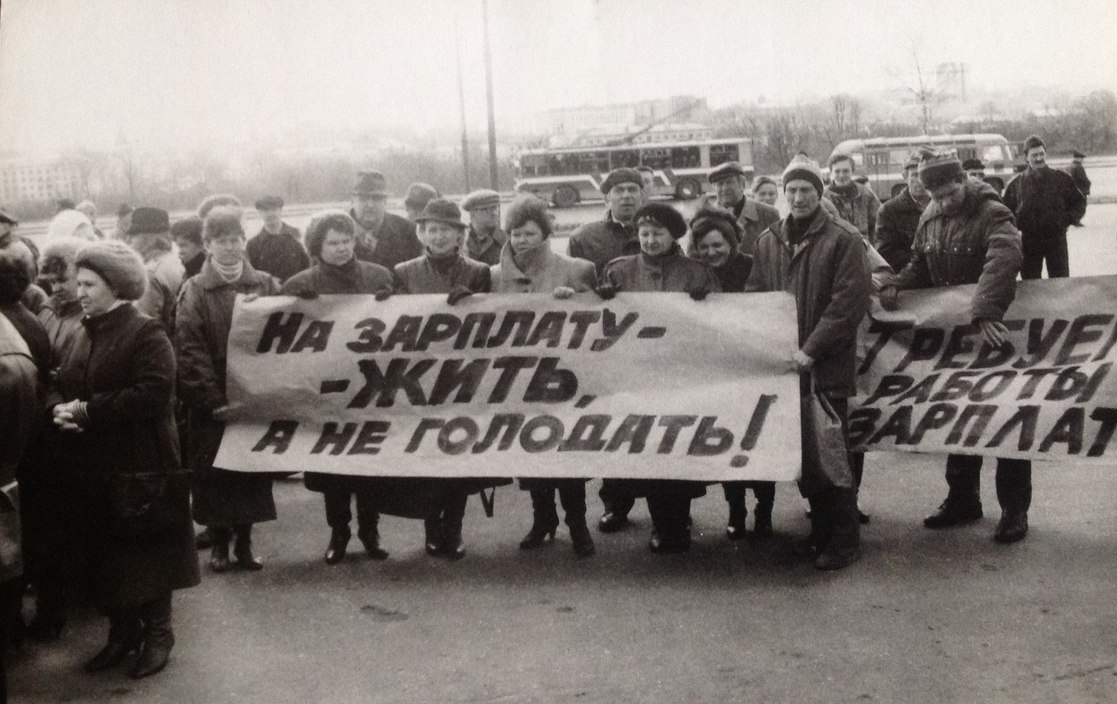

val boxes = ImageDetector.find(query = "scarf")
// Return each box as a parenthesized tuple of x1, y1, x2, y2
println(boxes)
(212, 257, 244, 283)
(787, 208, 820, 246)
(829, 182, 859, 200)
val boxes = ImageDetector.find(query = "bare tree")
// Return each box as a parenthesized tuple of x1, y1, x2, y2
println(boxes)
(887, 46, 945, 134)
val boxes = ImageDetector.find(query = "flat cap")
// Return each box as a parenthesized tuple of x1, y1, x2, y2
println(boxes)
(961, 158, 985, 171)
(708, 161, 749, 184)
(461, 189, 501, 211)
(1072, 150, 1086, 159)
(255, 195, 285, 210)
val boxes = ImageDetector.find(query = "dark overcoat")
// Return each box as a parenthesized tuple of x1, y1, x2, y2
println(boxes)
(246, 224, 310, 283)
(50, 304, 199, 608)
(175, 259, 280, 526)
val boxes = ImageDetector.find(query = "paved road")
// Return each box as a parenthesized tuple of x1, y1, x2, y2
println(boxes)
(9, 201, 1117, 704)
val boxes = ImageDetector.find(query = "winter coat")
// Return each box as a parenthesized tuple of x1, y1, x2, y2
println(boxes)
(892, 180, 1021, 323)
(567, 211, 640, 277)
(728, 196, 781, 256)
(0, 315, 36, 582)
(603, 244, 722, 295)
(465, 227, 508, 266)
(280, 257, 396, 495)
(746, 207, 872, 398)
(135, 250, 185, 328)
(706, 251, 753, 293)
(393, 252, 491, 295)
(824, 182, 881, 242)
(182, 252, 206, 280)
(247, 224, 310, 283)
(1, 301, 50, 375)
(1002, 166, 1087, 242)
(351, 210, 424, 270)
(48, 303, 199, 607)
(491, 241, 596, 294)
(37, 295, 84, 368)
(874, 187, 926, 272)
(175, 259, 279, 526)
(1064, 161, 1091, 197)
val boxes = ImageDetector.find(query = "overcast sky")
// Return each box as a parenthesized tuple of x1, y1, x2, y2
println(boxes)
(1, 0, 1114, 152)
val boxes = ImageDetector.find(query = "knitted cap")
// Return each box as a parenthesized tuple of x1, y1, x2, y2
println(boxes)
(633, 201, 687, 239)
(1023, 134, 1045, 154)
(917, 148, 964, 189)
(74, 239, 147, 301)
(781, 154, 824, 196)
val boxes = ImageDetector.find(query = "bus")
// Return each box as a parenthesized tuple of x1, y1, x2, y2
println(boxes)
(513, 137, 753, 208)
(829, 133, 1022, 200)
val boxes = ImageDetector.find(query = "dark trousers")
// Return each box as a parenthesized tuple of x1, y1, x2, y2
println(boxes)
(646, 493, 691, 539)
(528, 480, 587, 525)
(945, 454, 1032, 513)
(1021, 235, 1069, 279)
(722, 481, 775, 507)
(323, 489, 379, 536)
(599, 479, 636, 517)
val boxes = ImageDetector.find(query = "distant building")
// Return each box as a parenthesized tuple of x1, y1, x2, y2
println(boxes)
(0, 156, 82, 204)
(531, 95, 709, 139)
(550, 122, 714, 148)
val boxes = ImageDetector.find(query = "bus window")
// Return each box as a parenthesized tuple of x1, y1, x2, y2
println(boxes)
(612, 149, 639, 169)
(957, 147, 976, 162)
(983, 145, 1007, 163)
(865, 152, 889, 168)
(671, 146, 700, 168)
(851, 153, 864, 168)
(889, 149, 911, 167)
(709, 144, 740, 166)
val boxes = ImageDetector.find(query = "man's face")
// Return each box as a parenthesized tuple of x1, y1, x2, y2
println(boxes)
(906, 168, 927, 199)
(1026, 146, 1046, 169)
(205, 232, 246, 266)
(606, 182, 643, 223)
(420, 221, 464, 257)
(320, 228, 355, 266)
(174, 236, 204, 263)
(637, 222, 674, 257)
(785, 180, 820, 220)
(261, 208, 283, 232)
(714, 175, 747, 209)
(468, 204, 501, 236)
(830, 159, 854, 187)
(929, 179, 967, 215)
(353, 193, 387, 228)
(966, 170, 985, 185)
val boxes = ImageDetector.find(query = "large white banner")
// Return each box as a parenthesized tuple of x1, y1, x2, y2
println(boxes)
(214, 292, 803, 481)
(851, 275, 1117, 462)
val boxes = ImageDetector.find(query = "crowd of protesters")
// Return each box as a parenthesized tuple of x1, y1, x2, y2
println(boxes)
(0, 132, 1093, 691)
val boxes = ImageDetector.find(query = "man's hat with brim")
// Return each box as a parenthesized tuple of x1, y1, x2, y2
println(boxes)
(352, 170, 389, 197)
(415, 198, 467, 229)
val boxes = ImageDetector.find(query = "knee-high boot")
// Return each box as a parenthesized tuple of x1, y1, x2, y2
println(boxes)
(440, 493, 468, 560)
(559, 483, 594, 556)
(130, 594, 174, 679)
(520, 488, 559, 549)
(83, 607, 142, 673)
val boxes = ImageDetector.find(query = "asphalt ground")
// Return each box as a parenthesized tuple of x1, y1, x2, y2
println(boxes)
(9, 197, 1117, 704)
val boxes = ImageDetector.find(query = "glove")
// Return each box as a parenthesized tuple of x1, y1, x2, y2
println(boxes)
(688, 285, 710, 301)
(294, 287, 319, 300)
(446, 285, 474, 306)
(552, 286, 575, 300)
(374, 288, 393, 302)
(594, 282, 618, 300)
(878, 286, 899, 311)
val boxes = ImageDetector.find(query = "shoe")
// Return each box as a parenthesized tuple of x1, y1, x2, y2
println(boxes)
(725, 503, 747, 541)
(993, 511, 1028, 543)
(597, 511, 629, 533)
(83, 616, 142, 673)
(442, 533, 466, 560)
(648, 529, 690, 554)
(324, 529, 350, 565)
(233, 529, 264, 571)
(923, 499, 983, 529)
(358, 531, 390, 560)
(424, 518, 443, 557)
(519, 518, 559, 550)
(129, 641, 171, 679)
(209, 539, 231, 573)
(569, 521, 596, 557)
(128, 599, 174, 679)
(858, 509, 871, 525)
(814, 544, 862, 571)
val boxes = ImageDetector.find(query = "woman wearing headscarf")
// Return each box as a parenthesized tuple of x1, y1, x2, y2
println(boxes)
(600, 202, 721, 553)
(281, 210, 396, 565)
(687, 206, 775, 540)
(392, 198, 495, 560)
(491, 195, 597, 556)
(175, 207, 279, 573)
(48, 239, 199, 678)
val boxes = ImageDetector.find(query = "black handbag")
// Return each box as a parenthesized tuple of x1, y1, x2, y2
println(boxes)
(109, 469, 192, 538)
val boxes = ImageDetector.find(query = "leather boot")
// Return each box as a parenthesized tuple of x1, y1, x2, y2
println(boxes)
(560, 484, 595, 556)
(84, 609, 142, 673)
(209, 527, 232, 573)
(355, 495, 388, 559)
(923, 495, 983, 529)
(233, 524, 263, 571)
(440, 494, 467, 560)
(324, 527, 350, 565)
(129, 595, 173, 679)
(815, 489, 861, 571)
(357, 527, 389, 560)
(753, 500, 774, 539)
(520, 489, 559, 550)
(794, 495, 829, 559)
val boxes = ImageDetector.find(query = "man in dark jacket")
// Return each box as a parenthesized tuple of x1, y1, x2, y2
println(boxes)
(461, 189, 507, 265)
(874, 155, 929, 272)
(348, 170, 424, 270)
(568, 168, 645, 278)
(1064, 150, 1091, 226)
(246, 196, 308, 282)
(172, 216, 206, 279)
(879, 149, 1030, 544)
(708, 161, 780, 256)
(824, 152, 881, 242)
(1002, 135, 1086, 279)
(747, 154, 871, 570)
